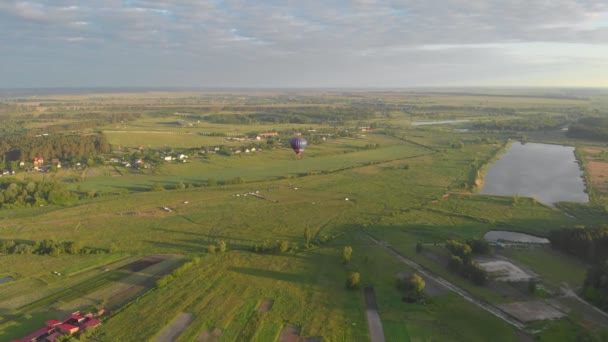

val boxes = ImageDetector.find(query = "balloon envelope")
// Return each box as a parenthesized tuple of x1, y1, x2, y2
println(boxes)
(290, 137, 307, 156)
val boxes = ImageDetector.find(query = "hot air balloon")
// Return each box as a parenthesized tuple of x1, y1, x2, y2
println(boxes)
(290, 137, 307, 157)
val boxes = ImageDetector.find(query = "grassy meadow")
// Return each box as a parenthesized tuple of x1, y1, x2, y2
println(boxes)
(1, 89, 608, 341)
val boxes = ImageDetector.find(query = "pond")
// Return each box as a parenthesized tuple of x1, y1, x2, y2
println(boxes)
(479, 142, 588, 205)
(484, 230, 549, 244)
(0, 276, 14, 284)
(412, 119, 470, 126)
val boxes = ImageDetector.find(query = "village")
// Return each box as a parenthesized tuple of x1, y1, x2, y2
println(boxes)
(12, 310, 103, 342)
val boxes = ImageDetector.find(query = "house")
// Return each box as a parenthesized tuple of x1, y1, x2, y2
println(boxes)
(250, 148, 256, 152)
(14, 311, 101, 342)
(33, 157, 44, 167)
(109, 158, 120, 163)
(245, 149, 250, 153)
(178, 154, 188, 160)
(19, 161, 25, 167)
(51, 158, 61, 168)
(58, 323, 79, 334)
(46, 320, 61, 328)
(164, 156, 173, 161)
(69, 313, 86, 324)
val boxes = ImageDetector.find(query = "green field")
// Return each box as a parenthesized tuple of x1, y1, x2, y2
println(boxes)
(1, 90, 608, 341)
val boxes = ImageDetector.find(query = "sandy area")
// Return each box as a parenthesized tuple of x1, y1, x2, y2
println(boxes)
(497, 301, 565, 322)
(476, 259, 535, 282)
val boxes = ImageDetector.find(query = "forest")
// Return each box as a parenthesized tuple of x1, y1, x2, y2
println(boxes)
(567, 117, 608, 141)
(0, 134, 110, 163)
(0, 178, 79, 207)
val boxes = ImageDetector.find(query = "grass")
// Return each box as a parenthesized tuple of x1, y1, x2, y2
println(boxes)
(3, 90, 608, 341)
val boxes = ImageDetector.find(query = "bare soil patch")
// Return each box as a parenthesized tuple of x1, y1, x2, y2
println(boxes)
(497, 301, 565, 322)
(279, 325, 301, 342)
(107, 285, 146, 309)
(587, 161, 608, 192)
(476, 258, 536, 282)
(258, 300, 274, 312)
(196, 328, 223, 342)
(584, 148, 603, 155)
(118, 256, 165, 273)
(153, 313, 194, 342)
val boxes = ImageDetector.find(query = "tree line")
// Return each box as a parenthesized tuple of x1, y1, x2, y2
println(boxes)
(0, 239, 106, 256)
(443, 239, 489, 285)
(0, 178, 79, 208)
(548, 225, 608, 310)
(473, 116, 570, 132)
(0, 133, 110, 162)
(199, 107, 375, 125)
(567, 117, 608, 141)
(548, 225, 608, 262)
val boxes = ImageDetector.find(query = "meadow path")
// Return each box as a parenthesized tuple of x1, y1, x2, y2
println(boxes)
(367, 235, 526, 330)
(364, 286, 386, 342)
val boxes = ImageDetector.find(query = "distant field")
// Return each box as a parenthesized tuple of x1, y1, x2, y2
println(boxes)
(2, 90, 608, 341)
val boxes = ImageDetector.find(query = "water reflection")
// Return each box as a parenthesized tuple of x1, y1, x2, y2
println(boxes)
(479, 142, 588, 205)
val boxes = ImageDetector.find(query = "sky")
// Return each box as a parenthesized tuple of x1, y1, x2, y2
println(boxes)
(1, 0, 608, 88)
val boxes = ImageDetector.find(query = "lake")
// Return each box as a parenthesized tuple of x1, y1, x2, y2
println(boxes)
(479, 142, 588, 205)
(412, 119, 470, 126)
(484, 231, 549, 244)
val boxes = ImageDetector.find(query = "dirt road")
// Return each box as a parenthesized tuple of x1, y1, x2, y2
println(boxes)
(367, 235, 526, 330)
(364, 286, 386, 342)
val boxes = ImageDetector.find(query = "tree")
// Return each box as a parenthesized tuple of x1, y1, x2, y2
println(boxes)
(151, 183, 165, 191)
(207, 178, 217, 186)
(176, 182, 186, 190)
(343, 246, 353, 263)
(304, 227, 313, 246)
(208, 245, 217, 254)
(397, 272, 426, 300)
(448, 255, 464, 272)
(278, 240, 289, 253)
(346, 272, 360, 289)
(409, 273, 426, 294)
(416, 242, 423, 253)
(218, 241, 227, 253)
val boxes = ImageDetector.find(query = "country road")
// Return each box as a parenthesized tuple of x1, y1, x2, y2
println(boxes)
(367, 235, 526, 330)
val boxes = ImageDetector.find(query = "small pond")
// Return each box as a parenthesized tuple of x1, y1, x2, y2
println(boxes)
(412, 119, 470, 126)
(479, 142, 588, 205)
(0, 276, 14, 284)
(484, 231, 549, 244)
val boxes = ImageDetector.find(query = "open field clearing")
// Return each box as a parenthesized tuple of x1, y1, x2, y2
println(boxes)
(0, 255, 180, 340)
(2, 90, 608, 341)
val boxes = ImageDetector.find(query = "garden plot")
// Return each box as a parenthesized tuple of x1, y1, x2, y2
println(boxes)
(476, 258, 536, 282)
(497, 301, 565, 322)
(153, 313, 194, 342)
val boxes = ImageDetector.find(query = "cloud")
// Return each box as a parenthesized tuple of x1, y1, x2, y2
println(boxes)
(0, 0, 607, 87)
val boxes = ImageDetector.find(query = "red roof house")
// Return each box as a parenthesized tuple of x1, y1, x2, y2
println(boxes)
(45, 319, 61, 328)
(70, 313, 85, 323)
(59, 323, 79, 334)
